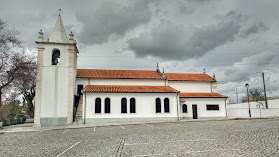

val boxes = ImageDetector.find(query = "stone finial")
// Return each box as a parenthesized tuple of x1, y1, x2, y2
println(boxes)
(156, 62, 159, 71)
(69, 31, 74, 43)
(37, 29, 44, 42)
(213, 73, 215, 80)
(203, 68, 205, 74)
(162, 67, 165, 77)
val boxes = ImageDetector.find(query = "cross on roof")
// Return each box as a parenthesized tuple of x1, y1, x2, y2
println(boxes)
(58, 9, 62, 15)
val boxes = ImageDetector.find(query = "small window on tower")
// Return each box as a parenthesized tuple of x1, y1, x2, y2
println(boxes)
(52, 49, 60, 65)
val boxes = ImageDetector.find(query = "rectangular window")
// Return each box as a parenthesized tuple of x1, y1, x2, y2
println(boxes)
(206, 105, 219, 110)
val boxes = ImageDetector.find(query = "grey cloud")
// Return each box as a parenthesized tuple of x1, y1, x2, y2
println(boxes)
(75, 0, 152, 45)
(223, 51, 276, 81)
(240, 22, 268, 38)
(128, 11, 243, 60)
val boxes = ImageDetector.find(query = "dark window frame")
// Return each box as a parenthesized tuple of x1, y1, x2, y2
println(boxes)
(156, 98, 161, 113)
(95, 98, 101, 113)
(164, 98, 170, 113)
(121, 98, 127, 113)
(182, 104, 187, 113)
(206, 104, 219, 110)
(130, 98, 136, 113)
(105, 98, 110, 113)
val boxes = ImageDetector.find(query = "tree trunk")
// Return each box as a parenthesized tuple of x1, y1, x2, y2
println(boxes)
(0, 89, 2, 107)
(26, 96, 34, 118)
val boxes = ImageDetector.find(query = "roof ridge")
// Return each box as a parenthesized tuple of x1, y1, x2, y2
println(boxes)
(77, 69, 156, 71)
(179, 92, 227, 98)
(83, 85, 179, 93)
(165, 72, 204, 74)
(87, 85, 167, 86)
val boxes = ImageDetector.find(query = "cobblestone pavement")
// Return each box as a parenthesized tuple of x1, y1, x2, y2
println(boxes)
(1, 119, 279, 156)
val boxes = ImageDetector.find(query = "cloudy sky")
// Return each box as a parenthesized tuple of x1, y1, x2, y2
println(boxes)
(1, 0, 279, 102)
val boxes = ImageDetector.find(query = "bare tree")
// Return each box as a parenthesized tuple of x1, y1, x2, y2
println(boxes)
(13, 53, 36, 118)
(249, 87, 264, 102)
(0, 19, 23, 107)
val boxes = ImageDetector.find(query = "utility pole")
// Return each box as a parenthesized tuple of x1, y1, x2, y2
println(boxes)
(235, 88, 238, 103)
(262, 72, 268, 108)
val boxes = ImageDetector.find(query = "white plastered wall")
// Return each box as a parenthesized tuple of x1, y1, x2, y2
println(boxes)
(75, 78, 165, 95)
(180, 98, 226, 119)
(82, 93, 178, 121)
(227, 99, 279, 118)
(40, 43, 72, 118)
(168, 81, 213, 93)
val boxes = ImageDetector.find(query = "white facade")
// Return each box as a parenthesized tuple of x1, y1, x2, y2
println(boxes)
(83, 93, 179, 124)
(75, 78, 165, 95)
(180, 98, 227, 119)
(168, 81, 212, 93)
(75, 79, 217, 95)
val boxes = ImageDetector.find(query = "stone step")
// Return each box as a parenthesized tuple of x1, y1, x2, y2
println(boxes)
(25, 119, 34, 123)
(74, 96, 84, 122)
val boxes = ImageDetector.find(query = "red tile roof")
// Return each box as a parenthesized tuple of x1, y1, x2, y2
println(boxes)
(165, 73, 215, 81)
(77, 69, 215, 82)
(77, 69, 163, 79)
(179, 93, 227, 98)
(83, 85, 179, 93)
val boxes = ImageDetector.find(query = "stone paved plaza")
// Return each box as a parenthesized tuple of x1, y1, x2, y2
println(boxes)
(1, 118, 279, 156)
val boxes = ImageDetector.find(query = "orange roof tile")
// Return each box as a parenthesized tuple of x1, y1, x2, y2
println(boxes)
(179, 98, 184, 102)
(83, 85, 179, 93)
(179, 93, 227, 98)
(77, 69, 163, 79)
(165, 73, 215, 81)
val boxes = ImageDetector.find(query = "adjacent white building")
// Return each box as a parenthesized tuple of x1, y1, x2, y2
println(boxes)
(34, 15, 227, 126)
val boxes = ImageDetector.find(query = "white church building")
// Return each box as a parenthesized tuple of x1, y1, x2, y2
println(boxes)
(34, 15, 227, 126)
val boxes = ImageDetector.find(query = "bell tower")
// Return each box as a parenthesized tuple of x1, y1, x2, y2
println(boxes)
(34, 14, 78, 126)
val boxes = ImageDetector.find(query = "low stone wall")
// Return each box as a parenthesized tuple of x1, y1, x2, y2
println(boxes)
(1, 118, 26, 127)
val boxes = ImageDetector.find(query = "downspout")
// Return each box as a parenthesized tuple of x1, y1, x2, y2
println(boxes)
(210, 82, 213, 93)
(225, 98, 227, 117)
(83, 92, 87, 124)
(176, 91, 180, 121)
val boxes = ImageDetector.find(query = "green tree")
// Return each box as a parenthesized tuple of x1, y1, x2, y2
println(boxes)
(0, 101, 24, 119)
